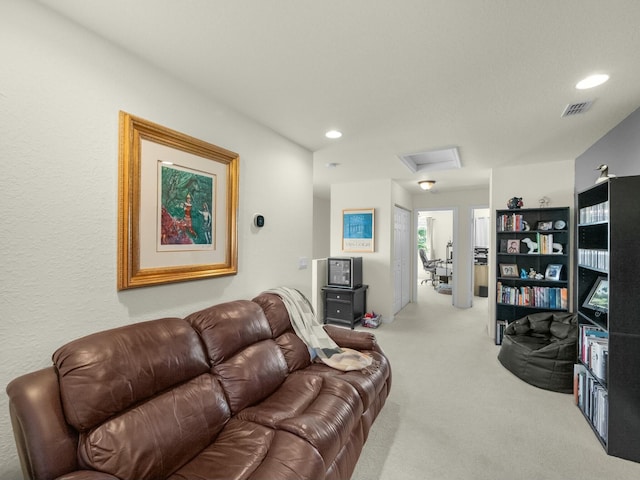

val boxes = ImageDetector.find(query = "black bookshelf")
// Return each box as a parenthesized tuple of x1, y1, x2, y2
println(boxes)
(575, 176, 640, 463)
(494, 207, 570, 345)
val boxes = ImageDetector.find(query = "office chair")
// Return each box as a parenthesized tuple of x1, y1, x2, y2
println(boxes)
(419, 248, 441, 287)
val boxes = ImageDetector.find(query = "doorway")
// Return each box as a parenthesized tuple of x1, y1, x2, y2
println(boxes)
(416, 209, 454, 301)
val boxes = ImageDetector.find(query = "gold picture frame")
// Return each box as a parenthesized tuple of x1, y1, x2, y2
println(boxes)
(117, 111, 239, 290)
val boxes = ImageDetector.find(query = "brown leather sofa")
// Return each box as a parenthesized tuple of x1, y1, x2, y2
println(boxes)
(6, 292, 391, 480)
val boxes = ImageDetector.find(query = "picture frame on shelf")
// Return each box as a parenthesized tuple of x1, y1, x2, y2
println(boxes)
(117, 111, 239, 290)
(500, 263, 519, 277)
(582, 276, 609, 313)
(537, 221, 553, 231)
(545, 263, 563, 281)
(506, 238, 520, 253)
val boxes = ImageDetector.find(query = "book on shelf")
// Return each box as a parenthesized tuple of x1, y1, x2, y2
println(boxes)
(497, 213, 524, 232)
(575, 365, 609, 442)
(495, 319, 507, 344)
(579, 201, 609, 224)
(496, 282, 568, 309)
(578, 248, 609, 271)
(580, 324, 609, 382)
(536, 233, 553, 254)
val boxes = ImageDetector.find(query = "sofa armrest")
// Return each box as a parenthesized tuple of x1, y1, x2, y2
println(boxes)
(6, 367, 79, 480)
(323, 325, 384, 355)
(56, 471, 120, 480)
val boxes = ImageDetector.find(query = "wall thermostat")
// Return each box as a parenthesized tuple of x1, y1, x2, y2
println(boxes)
(254, 214, 265, 228)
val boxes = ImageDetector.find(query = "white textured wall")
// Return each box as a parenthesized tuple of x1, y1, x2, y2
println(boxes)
(0, 2, 313, 477)
(330, 179, 396, 320)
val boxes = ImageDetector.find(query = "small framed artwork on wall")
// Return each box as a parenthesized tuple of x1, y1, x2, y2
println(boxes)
(342, 208, 375, 252)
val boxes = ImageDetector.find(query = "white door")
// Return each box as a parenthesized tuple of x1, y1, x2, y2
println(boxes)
(394, 206, 411, 313)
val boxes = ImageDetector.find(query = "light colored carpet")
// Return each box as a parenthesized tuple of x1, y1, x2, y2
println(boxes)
(351, 285, 640, 480)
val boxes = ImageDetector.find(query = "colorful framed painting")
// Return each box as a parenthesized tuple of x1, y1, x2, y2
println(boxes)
(342, 208, 375, 252)
(117, 111, 239, 290)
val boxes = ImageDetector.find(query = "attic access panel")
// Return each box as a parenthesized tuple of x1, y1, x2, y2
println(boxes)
(398, 146, 461, 173)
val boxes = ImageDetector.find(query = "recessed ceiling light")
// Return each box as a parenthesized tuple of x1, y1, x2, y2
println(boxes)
(576, 74, 609, 90)
(325, 130, 342, 139)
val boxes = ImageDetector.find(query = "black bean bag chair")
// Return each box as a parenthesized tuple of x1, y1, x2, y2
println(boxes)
(498, 312, 578, 393)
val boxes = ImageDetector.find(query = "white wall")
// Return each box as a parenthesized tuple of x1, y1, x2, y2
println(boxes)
(330, 179, 408, 322)
(312, 196, 331, 259)
(488, 159, 575, 339)
(0, 2, 313, 476)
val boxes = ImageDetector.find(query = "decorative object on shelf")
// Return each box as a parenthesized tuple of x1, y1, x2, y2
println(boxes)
(521, 238, 538, 254)
(595, 164, 616, 184)
(520, 268, 528, 279)
(537, 221, 553, 231)
(544, 264, 563, 281)
(528, 268, 537, 278)
(522, 220, 530, 231)
(538, 196, 550, 208)
(499, 263, 519, 277)
(553, 219, 566, 230)
(507, 197, 523, 209)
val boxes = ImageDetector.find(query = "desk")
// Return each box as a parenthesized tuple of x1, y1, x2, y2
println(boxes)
(322, 285, 368, 329)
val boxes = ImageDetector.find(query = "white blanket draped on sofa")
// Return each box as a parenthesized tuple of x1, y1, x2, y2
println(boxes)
(267, 286, 375, 372)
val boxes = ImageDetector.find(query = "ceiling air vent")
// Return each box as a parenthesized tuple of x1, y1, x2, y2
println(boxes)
(562, 100, 593, 117)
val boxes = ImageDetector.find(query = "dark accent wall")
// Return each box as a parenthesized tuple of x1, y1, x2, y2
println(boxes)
(575, 107, 640, 191)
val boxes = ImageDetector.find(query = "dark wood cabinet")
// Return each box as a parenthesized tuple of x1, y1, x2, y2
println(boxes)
(494, 207, 571, 344)
(322, 285, 368, 329)
(575, 175, 640, 463)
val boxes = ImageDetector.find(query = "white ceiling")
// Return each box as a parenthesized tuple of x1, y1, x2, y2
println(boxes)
(36, 0, 640, 198)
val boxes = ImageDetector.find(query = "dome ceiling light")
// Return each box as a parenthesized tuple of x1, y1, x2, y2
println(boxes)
(418, 180, 436, 190)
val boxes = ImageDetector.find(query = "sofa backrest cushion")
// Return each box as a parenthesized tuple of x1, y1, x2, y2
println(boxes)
(53, 317, 210, 431)
(186, 300, 289, 413)
(252, 293, 312, 372)
(78, 373, 230, 480)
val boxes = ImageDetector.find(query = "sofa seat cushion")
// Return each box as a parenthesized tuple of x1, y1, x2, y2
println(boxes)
(169, 419, 325, 480)
(236, 373, 363, 466)
(78, 373, 231, 480)
(299, 350, 390, 412)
